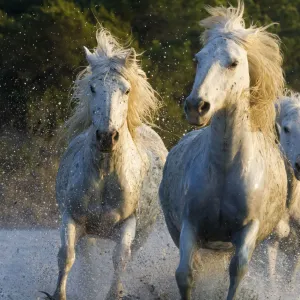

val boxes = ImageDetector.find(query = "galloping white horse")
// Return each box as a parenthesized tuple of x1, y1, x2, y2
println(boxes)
(159, 2, 287, 299)
(43, 28, 167, 300)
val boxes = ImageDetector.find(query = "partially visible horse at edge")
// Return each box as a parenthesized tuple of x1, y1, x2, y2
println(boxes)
(159, 2, 287, 299)
(277, 91, 300, 181)
(267, 90, 300, 284)
(42, 27, 167, 300)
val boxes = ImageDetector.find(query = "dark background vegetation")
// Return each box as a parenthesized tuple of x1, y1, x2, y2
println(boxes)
(0, 0, 299, 227)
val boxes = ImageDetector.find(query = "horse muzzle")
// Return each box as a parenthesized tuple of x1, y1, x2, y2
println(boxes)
(96, 129, 119, 152)
(184, 97, 211, 126)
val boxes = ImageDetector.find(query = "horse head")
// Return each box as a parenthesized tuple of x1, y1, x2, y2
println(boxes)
(277, 91, 300, 180)
(83, 46, 135, 152)
(184, 37, 249, 126)
(65, 27, 159, 153)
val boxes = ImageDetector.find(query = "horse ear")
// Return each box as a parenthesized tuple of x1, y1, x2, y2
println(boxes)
(125, 48, 137, 67)
(83, 46, 97, 66)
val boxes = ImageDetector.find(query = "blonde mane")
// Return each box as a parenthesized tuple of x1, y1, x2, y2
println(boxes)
(64, 27, 160, 141)
(277, 89, 300, 122)
(200, 0, 284, 132)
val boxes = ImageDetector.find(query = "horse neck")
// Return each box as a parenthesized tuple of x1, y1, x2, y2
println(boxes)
(209, 95, 252, 169)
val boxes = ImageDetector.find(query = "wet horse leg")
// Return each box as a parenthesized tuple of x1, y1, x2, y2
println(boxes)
(105, 215, 136, 300)
(267, 239, 279, 286)
(290, 253, 300, 284)
(227, 219, 260, 300)
(289, 226, 300, 285)
(44, 213, 84, 300)
(175, 220, 198, 300)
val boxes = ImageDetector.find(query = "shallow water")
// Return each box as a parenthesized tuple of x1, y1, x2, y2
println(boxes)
(0, 220, 299, 300)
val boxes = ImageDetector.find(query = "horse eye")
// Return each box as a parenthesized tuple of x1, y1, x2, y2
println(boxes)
(284, 126, 290, 134)
(229, 60, 238, 69)
(90, 85, 96, 94)
(125, 88, 130, 95)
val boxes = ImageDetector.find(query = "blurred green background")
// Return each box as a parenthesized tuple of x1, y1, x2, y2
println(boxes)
(0, 0, 299, 227)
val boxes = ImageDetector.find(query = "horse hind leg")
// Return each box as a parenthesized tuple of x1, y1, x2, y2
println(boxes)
(175, 220, 198, 300)
(227, 219, 260, 300)
(105, 215, 136, 300)
(42, 213, 84, 300)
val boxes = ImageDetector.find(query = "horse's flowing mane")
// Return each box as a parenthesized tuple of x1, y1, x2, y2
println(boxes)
(200, 0, 284, 132)
(277, 90, 300, 122)
(64, 27, 160, 140)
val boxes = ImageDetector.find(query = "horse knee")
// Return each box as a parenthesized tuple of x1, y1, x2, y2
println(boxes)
(66, 250, 75, 266)
(120, 247, 131, 268)
(230, 247, 248, 278)
(58, 246, 76, 270)
(112, 244, 131, 270)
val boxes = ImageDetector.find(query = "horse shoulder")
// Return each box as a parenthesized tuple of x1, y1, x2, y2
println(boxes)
(132, 125, 167, 232)
(135, 124, 168, 164)
(164, 127, 207, 175)
(159, 128, 208, 215)
(56, 132, 88, 202)
(58, 132, 88, 166)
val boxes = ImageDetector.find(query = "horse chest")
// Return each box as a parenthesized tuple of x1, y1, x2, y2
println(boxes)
(87, 169, 141, 211)
(76, 172, 135, 236)
(186, 157, 284, 235)
(89, 173, 123, 207)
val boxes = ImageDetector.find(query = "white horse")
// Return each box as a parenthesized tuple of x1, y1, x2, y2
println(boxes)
(42, 27, 167, 300)
(277, 91, 300, 181)
(159, 2, 287, 299)
(268, 90, 300, 283)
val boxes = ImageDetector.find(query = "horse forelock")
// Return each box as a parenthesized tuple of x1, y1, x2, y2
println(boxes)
(200, 0, 284, 134)
(200, 0, 245, 43)
(61, 26, 160, 142)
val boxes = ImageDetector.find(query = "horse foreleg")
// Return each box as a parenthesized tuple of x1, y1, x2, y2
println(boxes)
(175, 220, 198, 300)
(227, 219, 260, 300)
(105, 215, 136, 300)
(290, 253, 300, 286)
(267, 239, 279, 286)
(51, 213, 83, 300)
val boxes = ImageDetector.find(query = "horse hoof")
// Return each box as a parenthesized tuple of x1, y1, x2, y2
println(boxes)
(39, 291, 56, 300)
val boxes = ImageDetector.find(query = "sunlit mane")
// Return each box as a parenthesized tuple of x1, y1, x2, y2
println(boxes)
(64, 27, 160, 140)
(277, 89, 300, 121)
(200, 0, 284, 132)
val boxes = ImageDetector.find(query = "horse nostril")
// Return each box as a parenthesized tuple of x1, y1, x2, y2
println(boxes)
(112, 130, 119, 142)
(96, 129, 101, 141)
(198, 101, 210, 114)
(295, 162, 300, 173)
